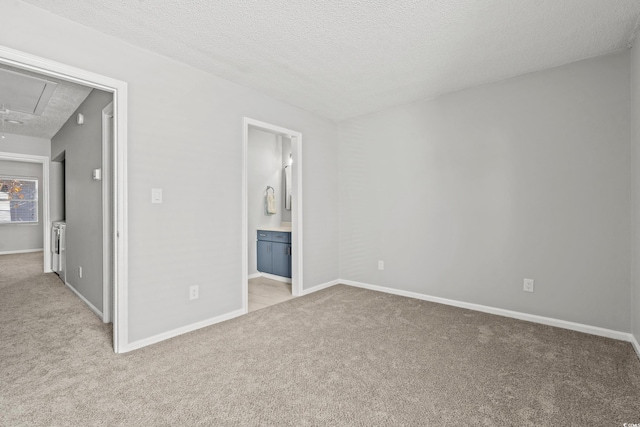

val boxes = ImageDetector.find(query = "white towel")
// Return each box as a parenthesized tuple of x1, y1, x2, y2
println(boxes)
(284, 166, 292, 210)
(266, 193, 276, 215)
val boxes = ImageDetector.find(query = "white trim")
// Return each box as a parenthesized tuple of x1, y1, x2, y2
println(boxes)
(122, 309, 245, 353)
(300, 279, 340, 296)
(242, 118, 304, 315)
(124, 280, 338, 353)
(122, 278, 335, 352)
(101, 103, 114, 324)
(0, 151, 50, 272)
(248, 273, 261, 280)
(0, 45, 129, 353)
(0, 248, 44, 255)
(259, 272, 292, 284)
(341, 279, 634, 342)
(64, 280, 103, 319)
(241, 120, 249, 313)
(631, 334, 640, 361)
(291, 133, 303, 297)
(114, 78, 129, 354)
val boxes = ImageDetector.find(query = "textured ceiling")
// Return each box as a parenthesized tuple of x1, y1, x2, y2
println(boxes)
(21, 0, 640, 121)
(0, 63, 92, 139)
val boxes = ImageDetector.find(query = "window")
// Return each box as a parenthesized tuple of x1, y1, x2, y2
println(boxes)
(0, 177, 38, 223)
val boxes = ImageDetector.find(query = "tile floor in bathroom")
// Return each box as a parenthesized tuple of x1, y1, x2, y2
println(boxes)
(248, 276, 295, 312)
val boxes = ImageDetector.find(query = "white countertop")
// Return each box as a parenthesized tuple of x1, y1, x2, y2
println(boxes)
(258, 226, 292, 232)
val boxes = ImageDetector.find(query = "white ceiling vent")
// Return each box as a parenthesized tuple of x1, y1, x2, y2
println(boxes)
(0, 68, 58, 115)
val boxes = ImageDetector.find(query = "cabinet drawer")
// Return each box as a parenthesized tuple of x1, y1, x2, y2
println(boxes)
(272, 232, 291, 243)
(257, 230, 291, 243)
(257, 230, 273, 241)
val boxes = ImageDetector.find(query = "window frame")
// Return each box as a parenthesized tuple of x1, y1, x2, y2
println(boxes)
(0, 175, 39, 225)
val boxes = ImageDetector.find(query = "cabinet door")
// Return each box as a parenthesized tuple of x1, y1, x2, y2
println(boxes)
(257, 241, 272, 273)
(271, 242, 291, 278)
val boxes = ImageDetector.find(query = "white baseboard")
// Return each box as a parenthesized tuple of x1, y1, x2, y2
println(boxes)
(247, 273, 261, 280)
(63, 280, 103, 319)
(0, 248, 44, 255)
(301, 279, 340, 296)
(631, 334, 640, 361)
(258, 272, 292, 284)
(341, 279, 634, 343)
(123, 308, 245, 353)
(116, 277, 640, 358)
(123, 280, 337, 353)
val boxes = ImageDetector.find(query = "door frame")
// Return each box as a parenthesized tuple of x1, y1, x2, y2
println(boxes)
(0, 45, 129, 353)
(242, 118, 303, 312)
(102, 102, 114, 324)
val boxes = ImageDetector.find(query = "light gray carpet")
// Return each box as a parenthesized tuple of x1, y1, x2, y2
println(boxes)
(1, 252, 639, 426)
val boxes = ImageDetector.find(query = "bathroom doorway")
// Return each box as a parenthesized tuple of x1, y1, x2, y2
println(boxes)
(242, 118, 303, 313)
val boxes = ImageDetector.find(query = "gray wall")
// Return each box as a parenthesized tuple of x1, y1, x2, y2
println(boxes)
(281, 136, 292, 222)
(0, 159, 43, 253)
(51, 89, 112, 312)
(11, 1, 630, 344)
(248, 127, 283, 276)
(0, 133, 49, 255)
(0, 1, 339, 343)
(339, 51, 631, 332)
(632, 40, 640, 344)
(50, 160, 64, 222)
(0, 133, 50, 157)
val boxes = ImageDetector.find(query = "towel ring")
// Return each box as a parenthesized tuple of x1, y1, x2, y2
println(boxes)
(266, 186, 275, 194)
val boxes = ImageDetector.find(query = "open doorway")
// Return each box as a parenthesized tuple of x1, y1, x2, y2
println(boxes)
(0, 45, 128, 353)
(0, 153, 48, 264)
(242, 118, 303, 313)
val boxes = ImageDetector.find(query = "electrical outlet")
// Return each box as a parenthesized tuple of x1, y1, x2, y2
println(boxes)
(78, 266, 83, 278)
(523, 278, 534, 293)
(189, 285, 199, 300)
(378, 260, 384, 271)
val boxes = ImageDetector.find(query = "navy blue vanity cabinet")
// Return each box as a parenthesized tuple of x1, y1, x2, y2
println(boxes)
(257, 230, 292, 278)
(256, 241, 272, 274)
(271, 242, 291, 277)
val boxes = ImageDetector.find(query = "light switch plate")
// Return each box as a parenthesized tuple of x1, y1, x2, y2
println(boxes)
(152, 188, 162, 203)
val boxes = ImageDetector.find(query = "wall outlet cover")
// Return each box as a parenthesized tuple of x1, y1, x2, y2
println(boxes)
(189, 285, 199, 300)
(523, 278, 534, 293)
